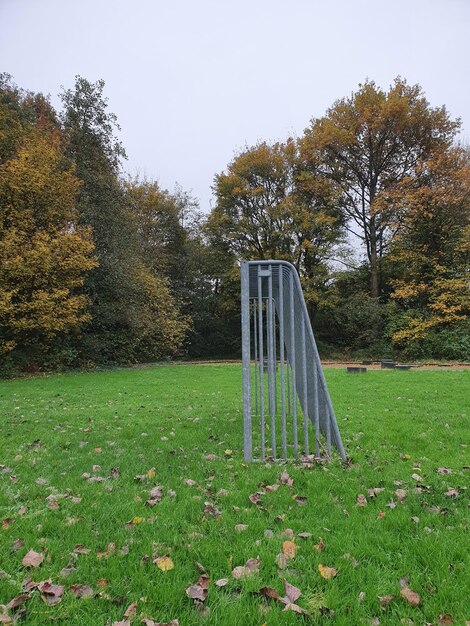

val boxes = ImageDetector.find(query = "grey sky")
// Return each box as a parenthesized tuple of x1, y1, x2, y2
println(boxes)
(2, 0, 469, 212)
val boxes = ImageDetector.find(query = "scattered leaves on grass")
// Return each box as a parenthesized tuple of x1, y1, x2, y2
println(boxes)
(141, 620, 179, 626)
(22, 550, 43, 568)
(400, 586, 420, 606)
(367, 488, 384, 498)
(154, 556, 174, 572)
(437, 467, 452, 474)
(70, 584, 94, 599)
(2, 518, 14, 530)
(318, 563, 338, 580)
(232, 557, 260, 579)
(444, 488, 459, 498)
(356, 494, 367, 506)
(411, 473, 422, 482)
(126, 517, 145, 528)
(73, 545, 91, 555)
(438, 615, 453, 625)
(11, 538, 24, 551)
(215, 578, 228, 587)
(112, 621, 130, 626)
(298, 532, 312, 539)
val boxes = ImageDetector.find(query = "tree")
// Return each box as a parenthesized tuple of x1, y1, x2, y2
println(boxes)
(300, 78, 460, 298)
(60, 77, 187, 363)
(0, 130, 96, 369)
(207, 139, 344, 308)
(383, 146, 470, 353)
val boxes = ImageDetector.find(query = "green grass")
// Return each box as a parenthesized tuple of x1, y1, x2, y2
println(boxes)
(0, 365, 469, 625)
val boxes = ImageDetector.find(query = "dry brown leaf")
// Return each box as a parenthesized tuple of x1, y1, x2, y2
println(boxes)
(203, 501, 221, 517)
(215, 578, 228, 587)
(395, 489, 407, 502)
(282, 540, 297, 559)
(0, 614, 13, 625)
(314, 537, 325, 552)
(438, 615, 453, 625)
(259, 587, 280, 600)
(248, 492, 262, 506)
(112, 622, 130, 626)
(234, 524, 248, 532)
(141, 620, 179, 626)
(2, 518, 14, 530)
(444, 488, 459, 498)
(437, 467, 452, 474)
(124, 602, 138, 618)
(356, 494, 368, 506)
(275, 552, 288, 570)
(378, 594, 394, 608)
(400, 586, 420, 606)
(73, 545, 91, 555)
(279, 471, 293, 486)
(5, 593, 30, 610)
(70, 584, 93, 599)
(11, 538, 24, 551)
(297, 532, 312, 539)
(185, 584, 207, 602)
(38, 581, 64, 606)
(318, 563, 338, 580)
(22, 550, 43, 568)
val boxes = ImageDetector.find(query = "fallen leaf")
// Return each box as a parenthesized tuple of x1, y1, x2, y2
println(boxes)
(38, 580, 64, 606)
(146, 486, 163, 506)
(203, 501, 221, 517)
(378, 594, 394, 608)
(279, 580, 307, 614)
(411, 473, 422, 482)
(70, 584, 93, 599)
(22, 550, 43, 568)
(282, 541, 297, 559)
(232, 557, 260, 578)
(356, 494, 367, 506)
(154, 556, 174, 572)
(248, 492, 263, 506)
(73, 545, 91, 555)
(11, 538, 25, 551)
(112, 622, 130, 626)
(438, 615, 453, 625)
(5, 593, 30, 610)
(318, 563, 338, 580)
(437, 467, 452, 474)
(367, 488, 384, 498)
(275, 552, 288, 570)
(444, 488, 459, 498)
(124, 602, 138, 618)
(314, 537, 325, 552)
(400, 586, 420, 606)
(215, 578, 228, 587)
(279, 471, 293, 486)
(259, 586, 280, 600)
(395, 489, 407, 502)
(297, 532, 312, 539)
(2, 518, 14, 530)
(234, 524, 248, 532)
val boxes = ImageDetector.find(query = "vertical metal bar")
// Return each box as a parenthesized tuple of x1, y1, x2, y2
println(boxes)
(326, 406, 332, 459)
(289, 270, 298, 456)
(257, 270, 265, 461)
(286, 355, 291, 416)
(267, 266, 276, 459)
(313, 363, 320, 458)
(301, 317, 309, 456)
(241, 262, 252, 461)
(253, 299, 258, 416)
(278, 266, 287, 459)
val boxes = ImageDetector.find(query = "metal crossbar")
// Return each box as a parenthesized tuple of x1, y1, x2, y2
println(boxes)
(241, 260, 347, 462)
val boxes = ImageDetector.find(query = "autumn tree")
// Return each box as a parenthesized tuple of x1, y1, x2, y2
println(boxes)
(382, 146, 470, 356)
(207, 139, 344, 308)
(300, 78, 460, 298)
(0, 96, 96, 370)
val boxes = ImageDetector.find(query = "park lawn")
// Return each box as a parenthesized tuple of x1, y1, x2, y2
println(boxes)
(0, 364, 469, 626)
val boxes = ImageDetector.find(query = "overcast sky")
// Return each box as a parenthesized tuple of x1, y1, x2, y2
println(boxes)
(2, 0, 469, 212)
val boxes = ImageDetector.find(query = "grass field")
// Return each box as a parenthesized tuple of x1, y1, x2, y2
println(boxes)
(0, 364, 469, 625)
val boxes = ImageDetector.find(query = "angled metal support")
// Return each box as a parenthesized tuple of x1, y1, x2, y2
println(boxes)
(241, 260, 347, 462)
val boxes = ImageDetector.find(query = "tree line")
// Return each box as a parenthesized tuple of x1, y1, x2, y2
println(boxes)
(0, 74, 468, 375)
